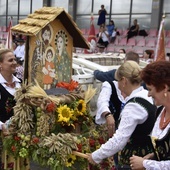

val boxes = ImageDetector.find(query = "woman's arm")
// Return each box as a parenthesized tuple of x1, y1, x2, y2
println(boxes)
(91, 102, 148, 163)
(132, 24, 139, 32)
(130, 155, 170, 170)
(95, 81, 112, 124)
(98, 9, 102, 15)
(0, 121, 4, 130)
(143, 159, 170, 170)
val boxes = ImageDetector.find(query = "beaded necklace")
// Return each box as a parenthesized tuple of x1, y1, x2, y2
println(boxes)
(159, 108, 170, 130)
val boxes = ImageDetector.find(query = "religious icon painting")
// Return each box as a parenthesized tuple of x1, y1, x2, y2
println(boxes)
(55, 30, 71, 83)
(11, 7, 89, 90)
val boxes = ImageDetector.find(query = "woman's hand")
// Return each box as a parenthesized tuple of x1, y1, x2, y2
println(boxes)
(143, 153, 154, 160)
(106, 115, 115, 137)
(2, 124, 9, 136)
(129, 155, 145, 170)
(87, 153, 96, 165)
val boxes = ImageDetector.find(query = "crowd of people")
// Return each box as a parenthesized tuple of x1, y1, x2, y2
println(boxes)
(91, 47, 170, 169)
(96, 4, 149, 55)
(0, 48, 169, 170)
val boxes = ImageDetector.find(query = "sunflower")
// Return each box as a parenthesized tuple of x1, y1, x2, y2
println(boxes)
(65, 154, 76, 167)
(57, 105, 73, 124)
(75, 100, 86, 115)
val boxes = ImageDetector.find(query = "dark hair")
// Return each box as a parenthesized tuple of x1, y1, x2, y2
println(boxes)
(125, 51, 139, 64)
(119, 49, 126, 54)
(110, 20, 115, 25)
(0, 49, 13, 62)
(141, 61, 170, 92)
(42, 25, 51, 37)
(145, 50, 153, 58)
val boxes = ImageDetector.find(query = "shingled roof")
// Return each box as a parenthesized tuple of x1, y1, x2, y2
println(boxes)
(11, 7, 89, 49)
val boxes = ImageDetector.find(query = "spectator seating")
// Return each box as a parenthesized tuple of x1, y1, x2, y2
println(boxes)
(136, 38, 146, 47)
(133, 47, 144, 56)
(118, 38, 127, 46)
(79, 27, 170, 57)
(146, 38, 156, 47)
(126, 38, 136, 46)
(0, 26, 7, 32)
(114, 46, 123, 53)
(3, 32, 8, 39)
(166, 31, 170, 38)
(106, 44, 114, 52)
(148, 29, 158, 37)
(166, 40, 170, 48)
(0, 32, 3, 39)
(122, 29, 128, 36)
(0, 26, 8, 45)
(126, 48, 134, 53)
(113, 37, 119, 46)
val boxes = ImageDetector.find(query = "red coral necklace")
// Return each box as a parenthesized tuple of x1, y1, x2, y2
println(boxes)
(5, 82, 16, 88)
(159, 109, 170, 130)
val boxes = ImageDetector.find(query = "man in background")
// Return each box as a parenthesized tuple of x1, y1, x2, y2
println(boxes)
(14, 39, 25, 62)
(94, 51, 139, 82)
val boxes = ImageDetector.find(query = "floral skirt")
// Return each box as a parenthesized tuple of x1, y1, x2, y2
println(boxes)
(0, 135, 30, 170)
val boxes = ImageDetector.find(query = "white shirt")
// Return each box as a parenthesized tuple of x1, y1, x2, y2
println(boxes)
(14, 44, 25, 60)
(99, 31, 109, 42)
(143, 108, 170, 170)
(95, 81, 125, 124)
(0, 74, 21, 130)
(111, 31, 117, 37)
(92, 86, 153, 163)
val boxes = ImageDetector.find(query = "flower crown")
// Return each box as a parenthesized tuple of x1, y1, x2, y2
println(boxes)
(55, 30, 68, 46)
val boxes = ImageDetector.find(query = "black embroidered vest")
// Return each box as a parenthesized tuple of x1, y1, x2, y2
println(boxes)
(108, 81, 122, 122)
(0, 84, 15, 122)
(119, 97, 157, 165)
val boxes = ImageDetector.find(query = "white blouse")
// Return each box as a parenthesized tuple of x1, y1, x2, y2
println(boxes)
(14, 44, 25, 60)
(95, 81, 125, 125)
(99, 31, 109, 42)
(143, 108, 170, 170)
(92, 86, 153, 163)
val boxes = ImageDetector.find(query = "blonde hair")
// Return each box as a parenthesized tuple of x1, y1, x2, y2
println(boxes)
(115, 61, 142, 84)
(0, 49, 13, 62)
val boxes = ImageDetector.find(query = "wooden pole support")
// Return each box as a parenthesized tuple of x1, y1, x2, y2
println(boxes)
(72, 151, 89, 159)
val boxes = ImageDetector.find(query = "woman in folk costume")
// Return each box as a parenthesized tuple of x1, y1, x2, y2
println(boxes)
(55, 30, 71, 83)
(88, 61, 157, 169)
(130, 61, 170, 170)
(0, 49, 29, 170)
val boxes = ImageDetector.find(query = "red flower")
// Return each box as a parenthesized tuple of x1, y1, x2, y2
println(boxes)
(89, 138, 95, 147)
(14, 136, 21, 141)
(7, 163, 14, 168)
(32, 137, 39, 144)
(56, 80, 79, 91)
(46, 102, 55, 112)
(100, 161, 109, 168)
(11, 146, 16, 152)
(98, 137, 105, 144)
(77, 143, 82, 152)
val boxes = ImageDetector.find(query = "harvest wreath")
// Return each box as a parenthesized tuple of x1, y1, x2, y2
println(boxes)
(3, 80, 115, 170)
